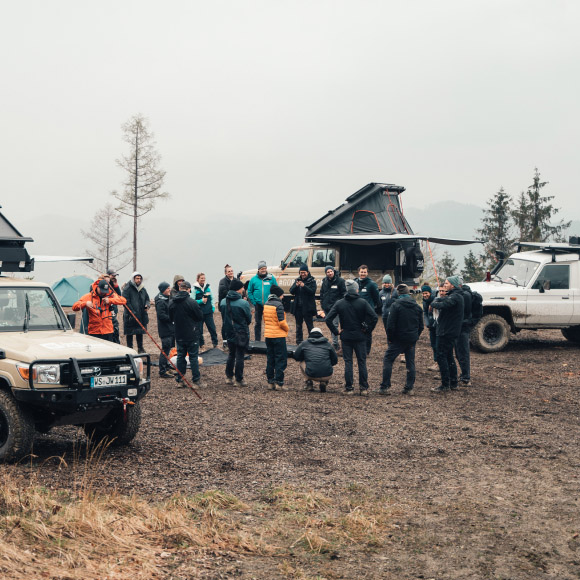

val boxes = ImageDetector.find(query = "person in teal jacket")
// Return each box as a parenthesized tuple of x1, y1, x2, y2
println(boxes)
(247, 260, 278, 341)
(193, 272, 218, 349)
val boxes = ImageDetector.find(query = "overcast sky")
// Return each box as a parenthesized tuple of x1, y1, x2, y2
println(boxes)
(2, 0, 579, 244)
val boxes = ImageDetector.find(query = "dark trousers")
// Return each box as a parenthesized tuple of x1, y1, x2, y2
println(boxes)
(112, 317, 120, 344)
(226, 341, 246, 382)
(382, 317, 388, 335)
(266, 337, 287, 385)
(365, 331, 374, 355)
(126, 334, 144, 352)
(89, 333, 114, 342)
(176, 338, 200, 383)
(380, 341, 416, 391)
(341, 339, 368, 391)
(429, 327, 438, 362)
(455, 326, 471, 381)
(294, 310, 314, 344)
(437, 335, 458, 388)
(198, 313, 218, 347)
(159, 335, 175, 375)
(254, 304, 264, 341)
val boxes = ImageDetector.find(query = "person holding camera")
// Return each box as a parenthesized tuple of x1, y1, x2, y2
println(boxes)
(193, 272, 219, 350)
(290, 264, 317, 344)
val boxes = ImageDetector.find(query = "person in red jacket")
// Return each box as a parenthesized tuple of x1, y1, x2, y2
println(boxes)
(73, 279, 127, 341)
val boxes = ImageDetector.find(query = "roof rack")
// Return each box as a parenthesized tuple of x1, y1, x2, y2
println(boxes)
(516, 241, 580, 255)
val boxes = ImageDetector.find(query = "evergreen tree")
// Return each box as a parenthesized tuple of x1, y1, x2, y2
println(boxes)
(438, 251, 459, 281)
(461, 249, 486, 283)
(477, 186, 515, 267)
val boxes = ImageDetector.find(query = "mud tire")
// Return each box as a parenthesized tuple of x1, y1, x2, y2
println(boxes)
(83, 401, 142, 446)
(470, 314, 510, 353)
(561, 326, 580, 343)
(0, 390, 35, 462)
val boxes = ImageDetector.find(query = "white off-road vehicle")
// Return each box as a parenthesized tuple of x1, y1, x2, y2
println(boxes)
(469, 241, 580, 352)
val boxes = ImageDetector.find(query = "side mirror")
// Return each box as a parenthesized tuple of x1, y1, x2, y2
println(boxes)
(0, 349, 5, 360)
(67, 313, 76, 328)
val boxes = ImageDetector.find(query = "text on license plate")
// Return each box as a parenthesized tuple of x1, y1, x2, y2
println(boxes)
(91, 375, 128, 387)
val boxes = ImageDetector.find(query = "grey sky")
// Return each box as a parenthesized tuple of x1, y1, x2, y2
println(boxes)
(2, 0, 579, 234)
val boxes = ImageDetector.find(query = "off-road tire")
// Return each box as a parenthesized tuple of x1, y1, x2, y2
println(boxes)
(470, 314, 510, 353)
(0, 390, 35, 462)
(83, 401, 142, 446)
(561, 326, 580, 343)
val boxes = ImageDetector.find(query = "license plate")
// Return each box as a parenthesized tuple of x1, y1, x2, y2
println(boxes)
(91, 374, 128, 387)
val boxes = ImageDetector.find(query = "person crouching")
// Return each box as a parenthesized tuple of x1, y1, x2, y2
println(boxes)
(294, 327, 338, 393)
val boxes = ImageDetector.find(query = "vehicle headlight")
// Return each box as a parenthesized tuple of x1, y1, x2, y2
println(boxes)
(36, 364, 61, 384)
(134, 357, 145, 383)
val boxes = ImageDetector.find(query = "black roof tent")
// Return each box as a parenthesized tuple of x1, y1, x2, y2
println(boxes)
(0, 206, 34, 273)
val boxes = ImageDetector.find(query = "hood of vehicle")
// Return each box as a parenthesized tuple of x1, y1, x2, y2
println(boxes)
(2, 330, 137, 362)
(469, 281, 528, 299)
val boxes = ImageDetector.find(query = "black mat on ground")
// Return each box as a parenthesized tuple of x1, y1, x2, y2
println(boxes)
(247, 340, 298, 359)
(150, 348, 250, 367)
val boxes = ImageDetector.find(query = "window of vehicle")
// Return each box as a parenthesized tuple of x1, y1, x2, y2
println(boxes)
(531, 264, 570, 290)
(494, 259, 539, 286)
(285, 249, 309, 269)
(0, 288, 66, 331)
(311, 248, 336, 268)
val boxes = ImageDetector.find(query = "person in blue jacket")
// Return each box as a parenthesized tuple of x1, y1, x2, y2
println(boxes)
(247, 260, 278, 342)
(193, 272, 218, 349)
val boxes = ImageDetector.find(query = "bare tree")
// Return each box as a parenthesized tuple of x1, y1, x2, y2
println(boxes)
(112, 114, 169, 270)
(82, 204, 131, 274)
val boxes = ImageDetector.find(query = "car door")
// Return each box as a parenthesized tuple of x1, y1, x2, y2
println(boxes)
(525, 263, 574, 326)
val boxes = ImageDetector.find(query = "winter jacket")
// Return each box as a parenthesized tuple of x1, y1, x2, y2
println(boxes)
(459, 285, 473, 329)
(422, 292, 436, 329)
(122, 276, 150, 335)
(325, 294, 378, 342)
(169, 291, 203, 342)
(379, 287, 399, 318)
(170, 274, 185, 299)
(356, 277, 380, 311)
(72, 282, 126, 336)
(290, 274, 317, 316)
(218, 276, 235, 303)
(155, 292, 174, 339)
(193, 282, 215, 314)
(219, 290, 252, 342)
(432, 287, 464, 338)
(319, 272, 346, 313)
(247, 273, 278, 306)
(263, 294, 289, 338)
(294, 335, 338, 378)
(386, 294, 424, 344)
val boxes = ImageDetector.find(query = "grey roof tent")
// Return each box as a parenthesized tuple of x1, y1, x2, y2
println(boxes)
(0, 206, 34, 273)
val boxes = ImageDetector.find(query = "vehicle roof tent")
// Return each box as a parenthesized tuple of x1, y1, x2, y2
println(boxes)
(0, 207, 34, 273)
(51, 275, 94, 307)
(305, 183, 413, 239)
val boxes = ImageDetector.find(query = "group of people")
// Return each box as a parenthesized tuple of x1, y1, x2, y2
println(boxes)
(73, 261, 481, 395)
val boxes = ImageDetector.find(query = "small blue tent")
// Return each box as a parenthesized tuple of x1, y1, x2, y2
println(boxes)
(51, 275, 93, 307)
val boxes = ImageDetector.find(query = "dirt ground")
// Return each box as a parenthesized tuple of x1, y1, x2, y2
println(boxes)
(9, 309, 580, 579)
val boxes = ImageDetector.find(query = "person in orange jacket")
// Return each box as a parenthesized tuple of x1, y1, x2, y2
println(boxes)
(73, 279, 127, 341)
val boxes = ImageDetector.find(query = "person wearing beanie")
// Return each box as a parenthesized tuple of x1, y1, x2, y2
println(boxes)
(421, 284, 438, 369)
(247, 261, 278, 342)
(294, 327, 338, 393)
(325, 278, 378, 396)
(319, 266, 346, 352)
(379, 273, 399, 335)
(430, 277, 465, 393)
(290, 264, 317, 344)
(220, 277, 252, 387)
(263, 284, 289, 389)
(379, 283, 424, 396)
(155, 281, 175, 378)
(122, 272, 150, 354)
(355, 265, 380, 355)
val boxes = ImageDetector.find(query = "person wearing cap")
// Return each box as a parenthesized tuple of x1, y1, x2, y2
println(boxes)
(379, 284, 424, 395)
(122, 272, 150, 354)
(263, 285, 289, 390)
(220, 279, 252, 387)
(430, 276, 464, 393)
(293, 327, 338, 392)
(106, 268, 122, 343)
(73, 278, 127, 341)
(290, 264, 317, 344)
(169, 281, 204, 388)
(421, 284, 438, 369)
(325, 279, 378, 396)
(319, 266, 346, 352)
(355, 265, 380, 355)
(155, 282, 175, 378)
(247, 261, 278, 342)
(378, 274, 399, 334)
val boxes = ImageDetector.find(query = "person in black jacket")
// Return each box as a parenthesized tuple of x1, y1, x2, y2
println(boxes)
(455, 278, 473, 387)
(168, 281, 204, 387)
(319, 266, 346, 352)
(218, 264, 236, 348)
(122, 272, 150, 353)
(325, 279, 378, 395)
(430, 276, 464, 392)
(355, 265, 380, 355)
(290, 265, 317, 344)
(155, 282, 175, 378)
(379, 284, 424, 395)
(379, 275, 398, 335)
(107, 268, 122, 344)
(294, 327, 338, 392)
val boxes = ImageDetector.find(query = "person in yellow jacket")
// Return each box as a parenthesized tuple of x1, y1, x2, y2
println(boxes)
(263, 285, 289, 390)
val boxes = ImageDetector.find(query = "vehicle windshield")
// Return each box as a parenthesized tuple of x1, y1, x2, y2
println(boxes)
(0, 287, 68, 331)
(494, 258, 540, 286)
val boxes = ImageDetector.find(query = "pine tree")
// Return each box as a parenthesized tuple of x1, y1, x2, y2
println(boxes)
(477, 186, 515, 267)
(438, 251, 459, 281)
(461, 250, 486, 283)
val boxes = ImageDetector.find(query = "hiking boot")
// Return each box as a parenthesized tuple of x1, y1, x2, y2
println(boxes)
(460, 380, 472, 387)
(235, 379, 248, 387)
(276, 383, 287, 391)
(270, 383, 277, 390)
(378, 387, 391, 396)
(345, 389, 355, 396)
(225, 376, 234, 386)
(399, 356, 406, 364)
(450, 383, 459, 391)
(401, 388, 414, 396)
(427, 365, 438, 372)
(192, 381, 204, 389)
(319, 382, 327, 393)
(431, 385, 449, 393)
(360, 389, 369, 397)
(159, 373, 173, 379)
(303, 379, 315, 391)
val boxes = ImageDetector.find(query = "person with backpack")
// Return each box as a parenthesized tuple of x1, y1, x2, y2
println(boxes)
(325, 279, 378, 396)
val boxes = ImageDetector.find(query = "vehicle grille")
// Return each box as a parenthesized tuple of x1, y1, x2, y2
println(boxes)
(60, 357, 135, 387)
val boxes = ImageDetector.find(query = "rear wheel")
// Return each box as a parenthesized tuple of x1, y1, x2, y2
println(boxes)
(0, 390, 35, 462)
(83, 401, 142, 446)
(470, 314, 510, 353)
(562, 326, 580, 343)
